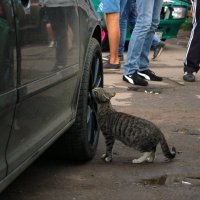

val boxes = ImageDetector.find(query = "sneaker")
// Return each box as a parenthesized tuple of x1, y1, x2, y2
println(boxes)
(123, 72, 148, 86)
(138, 69, 163, 81)
(48, 41, 55, 48)
(119, 54, 124, 61)
(183, 72, 196, 82)
(152, 42, 165, 60)
(102, 55, 110, 61)
(102, 54, 124, 62)
(103, 61, 120, 70)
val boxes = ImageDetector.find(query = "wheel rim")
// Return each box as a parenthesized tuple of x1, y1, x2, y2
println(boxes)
(87, 52, 102, 148)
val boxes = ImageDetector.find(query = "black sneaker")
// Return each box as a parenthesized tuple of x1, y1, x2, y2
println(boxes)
(119, 54, 124, 61)
(123, 72, 148, 86)
(183, 72, 196, 82)
(152, 42, 165, 60)
(138, 69, 163, 81)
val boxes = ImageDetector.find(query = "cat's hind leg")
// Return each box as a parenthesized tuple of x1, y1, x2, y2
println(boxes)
(132, 152, 154, 164)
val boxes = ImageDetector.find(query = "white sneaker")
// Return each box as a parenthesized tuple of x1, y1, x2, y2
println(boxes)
(48, 41, 55, 48)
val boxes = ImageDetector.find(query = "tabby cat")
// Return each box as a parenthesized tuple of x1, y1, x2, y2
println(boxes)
(92, 87, 176, 163)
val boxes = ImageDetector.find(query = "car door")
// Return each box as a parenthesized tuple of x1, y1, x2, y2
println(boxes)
(0, 0, 17, 181)
(6, 0, 80, 173)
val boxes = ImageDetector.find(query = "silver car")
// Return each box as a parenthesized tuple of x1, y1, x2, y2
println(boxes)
(0, 0, 103, 192)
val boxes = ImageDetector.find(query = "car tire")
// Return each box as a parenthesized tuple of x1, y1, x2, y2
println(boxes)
(53, 38, 103, 162)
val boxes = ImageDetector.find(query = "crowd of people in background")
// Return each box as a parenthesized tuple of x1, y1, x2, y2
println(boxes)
(98, 0, 200, 85)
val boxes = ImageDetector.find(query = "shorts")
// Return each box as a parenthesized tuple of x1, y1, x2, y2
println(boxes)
(98, 0, 121, 13)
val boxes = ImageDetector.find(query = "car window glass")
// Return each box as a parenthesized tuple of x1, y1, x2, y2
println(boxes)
(16, 0, 79, 85)
(0, 0, 16, 94)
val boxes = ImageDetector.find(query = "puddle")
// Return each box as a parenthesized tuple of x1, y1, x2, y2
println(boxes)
(141, 175, 200, 187)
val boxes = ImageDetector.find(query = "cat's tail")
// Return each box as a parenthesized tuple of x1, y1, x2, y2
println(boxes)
(160, 134, 176, 159)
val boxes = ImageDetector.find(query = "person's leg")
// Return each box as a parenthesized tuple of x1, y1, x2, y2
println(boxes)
(128, 0, 137, 29)
(138, 0, 163, 71)
(105, 12, 120, 64)
(46, 22, 55, 47)
(136, 0, 163, 81)
(183, 0, 200, 82)
(47, 7, 67, 67)
(119, 3, 129, 57)
(99, 0, 127, 68)
(123, 0, 155, 86)
(124, 0, 155, 75)
(119, 0, 136, 59)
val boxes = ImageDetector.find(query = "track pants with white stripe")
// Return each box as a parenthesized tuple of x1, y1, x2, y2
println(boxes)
(184, 0, 200, 73)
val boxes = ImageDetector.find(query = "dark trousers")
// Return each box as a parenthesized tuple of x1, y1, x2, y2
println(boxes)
(184, 0, 200, 73)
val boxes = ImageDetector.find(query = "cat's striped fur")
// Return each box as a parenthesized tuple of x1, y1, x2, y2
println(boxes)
(92, 87, 176, 163)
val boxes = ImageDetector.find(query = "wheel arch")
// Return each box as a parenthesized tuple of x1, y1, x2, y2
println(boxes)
(91, 25, 102, 48)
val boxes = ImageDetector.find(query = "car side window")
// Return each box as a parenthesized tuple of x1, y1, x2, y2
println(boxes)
(15, 0, 79, 85)
(0, 0, 16, 94)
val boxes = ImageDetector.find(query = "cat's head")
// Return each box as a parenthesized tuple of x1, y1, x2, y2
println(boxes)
(92, 87, 116, 104)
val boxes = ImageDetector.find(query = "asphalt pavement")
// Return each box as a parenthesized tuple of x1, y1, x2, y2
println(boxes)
(1, 30, 200, 200)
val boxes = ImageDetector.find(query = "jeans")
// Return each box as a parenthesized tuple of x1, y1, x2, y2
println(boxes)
(120, 0, 128, 14)
(119, 0, 137, 56)
(124, 0, 163, 75)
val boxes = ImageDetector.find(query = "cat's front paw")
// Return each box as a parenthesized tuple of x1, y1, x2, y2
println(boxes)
(101, 154, 112, 163)
(132, 159, 142, 164)
(146, 156, 155, 163)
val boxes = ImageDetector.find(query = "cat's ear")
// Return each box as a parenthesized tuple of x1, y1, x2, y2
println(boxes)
(110, 91, 116, 98)
(102, 90, 116, 101)
(102, 94, 110, 101)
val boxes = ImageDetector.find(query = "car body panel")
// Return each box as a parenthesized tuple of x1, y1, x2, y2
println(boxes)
(6, 0, 80, 174)
(0, 91, 17, 181)
(0, 116, 75, 192)
(0, 0, 17, 181)
(0, 0, 102, 192)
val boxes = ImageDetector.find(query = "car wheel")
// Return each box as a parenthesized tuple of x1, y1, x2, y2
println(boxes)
(61, 38, 103, 161)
